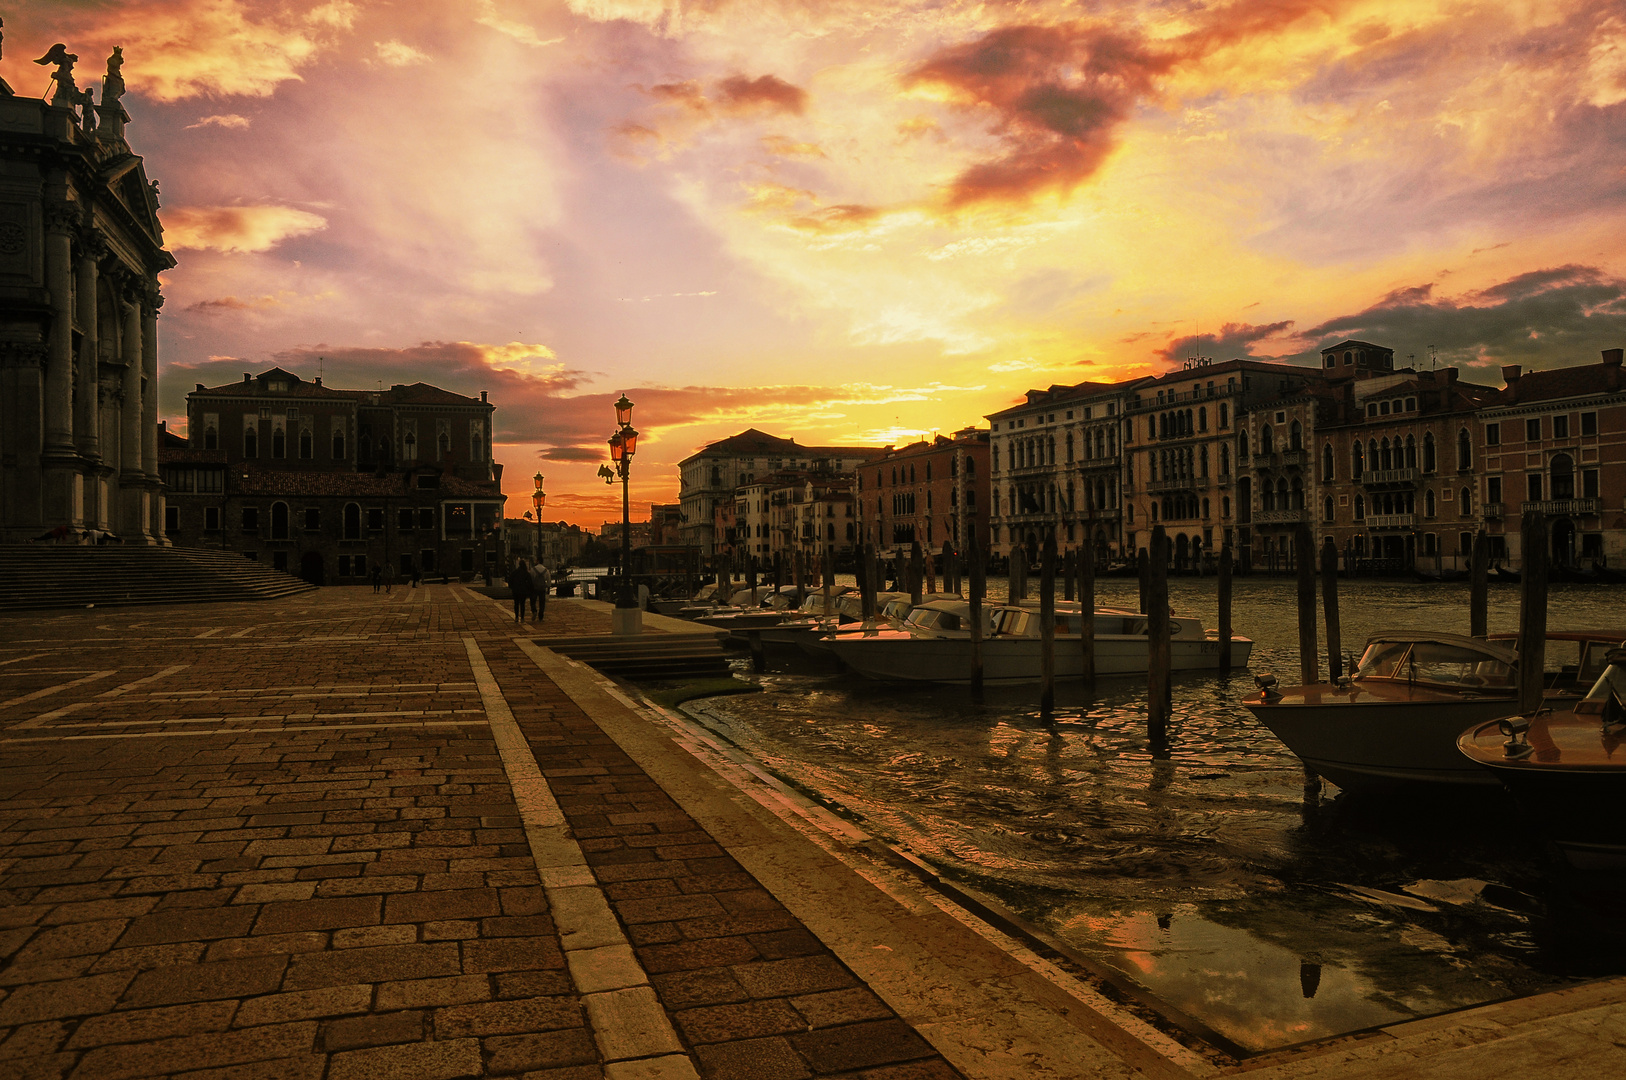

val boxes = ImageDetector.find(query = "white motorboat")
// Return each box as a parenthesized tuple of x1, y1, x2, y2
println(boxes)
(684, 585, 804, 626)
(1243, 631, 1622, 790)
(825, 601, 1250, 684)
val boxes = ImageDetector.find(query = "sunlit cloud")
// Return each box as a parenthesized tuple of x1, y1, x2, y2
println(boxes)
(162, 205, 329, 253)
(186, 113, 251, 130)
(373, 40, 429, 67)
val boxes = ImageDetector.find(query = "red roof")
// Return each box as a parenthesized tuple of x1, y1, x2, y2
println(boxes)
(1500, 360, 1626, 405)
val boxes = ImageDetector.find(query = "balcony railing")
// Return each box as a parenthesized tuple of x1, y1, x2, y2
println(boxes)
(1216, 473, 1232, 487)
(1362, 467, 1418, 487)
(1523, 498, 1602, 516)
(1279, 450, 1307, 468)
(1149, 477, 1197, 492)
(1485, 502, 1505, 519)
(1254, 508, 1308, 524)
(1365, 513, 1416, 529)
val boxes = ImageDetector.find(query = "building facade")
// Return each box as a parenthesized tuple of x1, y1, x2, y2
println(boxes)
(1, 46, 175, 543)
(856, 429, 991, 560)
(160, 368, 506, 582)
(676, 428, 885, 555)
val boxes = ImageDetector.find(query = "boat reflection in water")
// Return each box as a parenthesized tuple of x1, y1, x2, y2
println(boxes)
(1459, 644, 1626, 868)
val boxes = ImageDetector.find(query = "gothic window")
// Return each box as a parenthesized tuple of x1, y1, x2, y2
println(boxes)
(404, 432, 417, 461)
(244, 428, 258, 458)
(1425, 489, 1436, 518)
(271, 502, 289, 540)
(1354, 495, 1365, 520)
(1219, 402, 1229, 428)
(299, 430, 313, 460)
(204, 426, 218, 450)
(1220, 444, 1230, 475)
(344, 503, 362, 540)
(1352, 442, 1363, 478)
(1457, 428, 1472, 470)
(1380, 438, 1391, 470)
(438, 433, 450, 460)
(1200, 446, 1209, 477)
(332, 431, 345, 459)
(1199, 407, 1208, 432)
(1261, 425, 1274, 455)
(1321, 444, 1334, 481)
(1289, 420, 1302, 451)
(1323, 495, 1335, 523)
(1239, 431, 1249, 461)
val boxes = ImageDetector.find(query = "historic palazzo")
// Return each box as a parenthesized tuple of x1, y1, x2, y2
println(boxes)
(0, 42, 174, 543)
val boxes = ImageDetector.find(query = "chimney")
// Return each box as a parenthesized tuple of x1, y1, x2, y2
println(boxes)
(480, 391, 488, 403)
(1604, 348, 1623, 367)
(158, 420, 167, 435)
(314, 376, 322, 387)
(243, 372, 252, 383)
(196, 383, 204, 392)
(1500, 364, 1520, 384)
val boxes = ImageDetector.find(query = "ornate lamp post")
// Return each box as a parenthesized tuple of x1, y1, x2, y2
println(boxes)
(531, 472, 545, 566)
(600, 395, 639, 630)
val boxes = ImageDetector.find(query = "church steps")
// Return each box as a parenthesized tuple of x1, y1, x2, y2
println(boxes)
(0, 546, 318, 612)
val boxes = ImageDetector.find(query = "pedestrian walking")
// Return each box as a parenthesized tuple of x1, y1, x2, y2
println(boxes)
(506, 558, 533, 625)
(383, 562, 396, 594)
(371, 564, 382, 594)
(411, 565, 421, 588)
(529, 559, 549, 622)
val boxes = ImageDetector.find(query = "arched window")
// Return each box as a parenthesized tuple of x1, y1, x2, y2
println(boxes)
(1220, 444, 1231, 475)
(1352, 442, 1364, 478)
(1457, 428, 1472, 470)
(1551, 453, 1575, 498)
(344, 503, 362, 540)
(203, 426, 218, 451)
(1199, 407, 1208, 432)
(966, 457, 975, 477)
(1324, 495, 1335, 522)
(1065, 433, 1073, 462)
(1287, 477, 1299, 510)
(271, 428, 285, 459)
(404, 432, 417, 461)
(1289, 420, 1302, 451)
(1379, 437, 1391, 470)
(1322, 444, 1334, 481)
(271, 501, 289, 540)
(1368, 441, 1379, 472)
(1200, 446, 1209, 477)
(1460, 487, 1472, 516)
(1354, 494, 1365, 520)
(1423, 433, 1436, 472)
(1219, 402, 1229, 428)
(438, 433, 451, 460)
(1202, 497, 1210, 518)
(1425, 489, 1436, 517)
(1405, 435, 1416, 469)
(1151, 502, 1159, 522)
(332, 430, 345, 459)
(1261, 425, 1275, 455)
(1239, 431, 1250, 461)
(299, 430, 313, 460)
(1222, 496, 1231, 518)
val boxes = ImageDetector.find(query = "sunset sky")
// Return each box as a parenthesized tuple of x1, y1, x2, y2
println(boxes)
(6, 1, 1624, 527)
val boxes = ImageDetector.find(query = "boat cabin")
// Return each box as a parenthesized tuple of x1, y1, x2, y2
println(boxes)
(1355, 635, 1517, 690)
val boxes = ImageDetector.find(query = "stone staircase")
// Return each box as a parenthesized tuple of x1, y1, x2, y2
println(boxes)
(0, 545, 318, 612)
(537, 632, 732, 679)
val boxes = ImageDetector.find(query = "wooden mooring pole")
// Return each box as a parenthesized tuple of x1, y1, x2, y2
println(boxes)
(909, 541, 924, 607)
(1138, 546, 1150, 616)
(1010, 547, 1027, 603)
(1041, 532, 1057, 716)
(1080, 540, 1096, 682)
(968, 532, 985, 698)
(1470, 529, 1489, 640)
(1218, 541, 1233, 671)
(1518, 512, 1548, 715)
(1148, 526, 1171, 750)
(1321, 537, 1343, 681)
(1295, 523, 1318, 686)
(1063, 548, 1076, 603)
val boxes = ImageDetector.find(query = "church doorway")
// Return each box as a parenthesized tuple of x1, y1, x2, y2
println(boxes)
(300, 551, 325, 586)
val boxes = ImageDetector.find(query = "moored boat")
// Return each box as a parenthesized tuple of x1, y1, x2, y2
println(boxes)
(1458, 645, 1626, 867)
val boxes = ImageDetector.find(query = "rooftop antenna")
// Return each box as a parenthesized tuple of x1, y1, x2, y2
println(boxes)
(1428, 345, 1438, 369)
(317, 355, 325, 381)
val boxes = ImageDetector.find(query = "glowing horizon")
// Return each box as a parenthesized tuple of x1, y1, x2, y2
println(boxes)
(5, 1, 1623, 526)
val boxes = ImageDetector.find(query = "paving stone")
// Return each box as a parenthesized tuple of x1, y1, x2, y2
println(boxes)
(205, 932, 327, 962)
(0, 971, 134, 1024)
(233, 883, 316, 904)
(14, 920, 127, 962)
(0, 1019, 70, 1058)
(787, 1020, 935, 1073)
(650, 968, 750, 1010)
(434, 996, 582, 1038)
(584, 986, 684, 1060)
(422, 919, 478, 940)
(0, 957, 96, 986)
(674, 999, 807, 1045)
(67, 1000, 238, 1048)
(789, 987, 894, 1029)
(233, 983, 374, 1026)
(384, 887, 501, 924)
(68, 1020, 319, 1080)
(332, 925, 416, 949)
(171, 1054, 328, 1080)
(602, 1056, 701, 1080)
(638, 938, 758, 976)
(253, 895, 381, 935)
(322, 1009, 424, 1051)
(732, 956, 855, 999)
(850, 1061, 962, 1080)
(484, 1028, 598, 1074)
(375, 974, 490, 1011)
(38, 898, 157, 926)
(116, 904, 259, 948)
(494, 970, 575, 999)
(282, 942, 461, 991)
(326, 1036, 483, 1080)
(692, 1036, 812, 1080)
(746, 929, 824, 961)
(462, 937, 565, 974)
(121, 955, 288, 1007)
(0, 1050, 75, 1080)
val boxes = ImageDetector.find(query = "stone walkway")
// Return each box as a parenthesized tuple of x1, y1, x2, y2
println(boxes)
(0, 585, 957, 1080)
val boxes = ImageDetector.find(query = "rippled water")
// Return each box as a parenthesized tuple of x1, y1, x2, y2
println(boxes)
(676, 578, 1626, 1054)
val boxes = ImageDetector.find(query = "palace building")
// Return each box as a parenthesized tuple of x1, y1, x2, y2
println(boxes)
(0, 44, 174, 543)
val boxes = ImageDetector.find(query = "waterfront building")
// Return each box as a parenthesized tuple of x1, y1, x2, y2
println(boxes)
(1478, 349, 1626, 567)
(0, 46, 175, 543)
(160, 368, 505, 583)
(856, 429, 991, 561)
(676, 429, 885, 555)
(505, 517, 588, 569)
(1124, 359, 1323, 570)
(987, 383, 1142, 566)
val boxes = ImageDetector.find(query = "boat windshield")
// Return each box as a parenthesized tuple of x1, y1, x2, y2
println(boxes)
(1356, 639, 1513, 687)
(905, 607, 963, 631)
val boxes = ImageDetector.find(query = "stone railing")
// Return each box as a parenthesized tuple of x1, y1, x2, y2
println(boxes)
(1254, 508, 1308, 524)
(1522, 498, 1602, 516)
(1362, 467, 1417, 486)
(1365, 513, 1416, 528)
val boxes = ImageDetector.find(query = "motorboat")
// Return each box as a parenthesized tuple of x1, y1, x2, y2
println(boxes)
(682, 585, 803, 624)
(824, 601, 1251, 684)
(1458, 644, 1626, 867)
(710, 587, 856, 642)
(1243, 631, 1623, 790)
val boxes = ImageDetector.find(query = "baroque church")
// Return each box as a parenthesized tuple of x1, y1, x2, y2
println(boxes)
(0, 37, 175, 543)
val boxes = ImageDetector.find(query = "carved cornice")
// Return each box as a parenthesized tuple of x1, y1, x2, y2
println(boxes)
(0, 341, 51, 367)
(42, 201, 79, 235)
(78, 227, 111, 263)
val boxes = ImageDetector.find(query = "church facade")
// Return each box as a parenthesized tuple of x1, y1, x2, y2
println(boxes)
(0, 43, 174, 543)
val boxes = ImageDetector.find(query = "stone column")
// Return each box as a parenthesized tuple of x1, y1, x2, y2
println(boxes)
(74, 235, 101, 462)
(141, 293, 163, 543)
(42, 202, 79, 527)
(120, 293, 145, 538)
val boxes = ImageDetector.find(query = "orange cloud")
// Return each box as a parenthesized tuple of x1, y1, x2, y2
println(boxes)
(162, 205, 328, 253)
(716, 73, 807, 114)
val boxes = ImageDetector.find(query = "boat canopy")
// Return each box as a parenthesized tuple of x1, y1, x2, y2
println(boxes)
(1356, 633, 1516, 689)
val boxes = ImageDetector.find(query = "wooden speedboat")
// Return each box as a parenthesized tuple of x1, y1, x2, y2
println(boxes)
(1458, 646, 1626, 868)
(825, 602, 1250, 684)
(1244, 631, 1623, 790)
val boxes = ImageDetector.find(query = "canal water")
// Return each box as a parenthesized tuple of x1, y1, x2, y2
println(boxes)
(673, 578, 1626, 1055)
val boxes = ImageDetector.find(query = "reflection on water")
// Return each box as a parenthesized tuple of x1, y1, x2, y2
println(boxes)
(679, 579, 1626, 1053)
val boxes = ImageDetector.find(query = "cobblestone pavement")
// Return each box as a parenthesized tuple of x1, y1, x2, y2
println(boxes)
(0, 584, 962, 1080)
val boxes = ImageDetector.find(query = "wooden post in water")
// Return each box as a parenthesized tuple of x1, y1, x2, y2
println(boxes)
(1218, 541, 1233, 671)
(791, 550, 804, 606)
(1147, 527, 1171, 749)
(968, 532, 985, 697)
(821, 547, 835, 617)
(1321, 537, 1343, 681)
(942, 540, 957, 596)
(1010, 547, 1027, 603)
(1138, 547, 1150, 615)
(747, 629, 765, 673)
(1518, 512, 1548, 715)
(1080, 540, 1096, 682)
(909, 540, 924, 607)
(1063, 548, 1076, 603)
(1470, 529, 1489, 639)
(1295, 523, 1318, 686)
(1040, 532, 1057, 715)
(772, 552, 783, 596)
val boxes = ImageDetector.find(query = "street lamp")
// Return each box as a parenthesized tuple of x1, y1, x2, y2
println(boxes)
(601, 396, 638, 613)
(531, 472, 545, 567)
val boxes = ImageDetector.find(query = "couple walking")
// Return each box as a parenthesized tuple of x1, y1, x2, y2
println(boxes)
(506, 557, 550, 624)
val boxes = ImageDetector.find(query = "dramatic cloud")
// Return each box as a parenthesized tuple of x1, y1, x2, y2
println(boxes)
(186, 113, 251, 130)
(908, 23, 1173, 210)
(161, 205, 329, 253)
(1155, 321, 1297, 365)
(715, 74, 806, 115)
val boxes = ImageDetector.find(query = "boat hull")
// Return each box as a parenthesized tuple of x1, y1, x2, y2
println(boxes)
(1245, 696, 1518, 789)
(826, 634, 1252, 684)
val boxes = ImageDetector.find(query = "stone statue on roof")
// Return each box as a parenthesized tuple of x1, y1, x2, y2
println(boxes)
(97, 46, 129, 144)
(34, 43, 91, 113)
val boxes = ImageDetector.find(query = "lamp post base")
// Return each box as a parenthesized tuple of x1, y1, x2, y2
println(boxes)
(611, 606, 643, 636)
